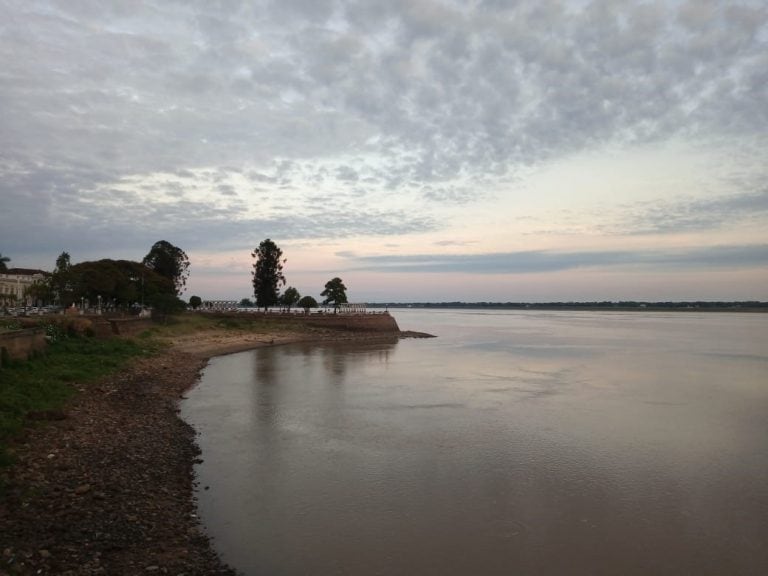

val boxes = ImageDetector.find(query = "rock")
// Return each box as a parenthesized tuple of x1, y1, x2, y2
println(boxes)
(1, 350, 237, 575)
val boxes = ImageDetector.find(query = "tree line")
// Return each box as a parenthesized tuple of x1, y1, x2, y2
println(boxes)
(9, 241, 189, 314)
(4, 239, 350, 314)
(248, 238, 348, 312)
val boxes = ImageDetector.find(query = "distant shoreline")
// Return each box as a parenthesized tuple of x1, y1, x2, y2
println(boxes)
(369, 303, 768, 313)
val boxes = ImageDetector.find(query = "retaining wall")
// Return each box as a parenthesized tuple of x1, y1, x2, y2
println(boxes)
(205, 310, 401, 333)
(0, 328, 47, 366)
(304, 312, 400, 332)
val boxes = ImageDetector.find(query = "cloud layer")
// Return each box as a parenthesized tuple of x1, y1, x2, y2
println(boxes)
(1, 1, 766, 299)
(342, 244, 768, 274)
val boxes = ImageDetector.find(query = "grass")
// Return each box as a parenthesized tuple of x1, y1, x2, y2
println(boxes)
(0, 335, 158, 469)
(143, 311, 306, 338)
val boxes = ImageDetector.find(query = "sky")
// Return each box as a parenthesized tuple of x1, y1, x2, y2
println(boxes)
(1, 0, 767, 303)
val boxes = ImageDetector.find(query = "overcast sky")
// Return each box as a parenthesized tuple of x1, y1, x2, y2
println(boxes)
(2, 0, 766, 302)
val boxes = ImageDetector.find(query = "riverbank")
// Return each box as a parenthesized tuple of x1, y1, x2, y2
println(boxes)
(0, 319, 427, 575)
(0, 346, 235, 575)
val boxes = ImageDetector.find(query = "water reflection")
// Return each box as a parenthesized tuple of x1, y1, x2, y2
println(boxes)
(183, 312, 768, 576)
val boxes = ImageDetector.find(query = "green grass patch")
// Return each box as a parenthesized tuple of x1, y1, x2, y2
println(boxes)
(0, 336, 158, 469)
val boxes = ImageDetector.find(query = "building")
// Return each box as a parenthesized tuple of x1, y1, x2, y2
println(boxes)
(0, 268, 48, 307)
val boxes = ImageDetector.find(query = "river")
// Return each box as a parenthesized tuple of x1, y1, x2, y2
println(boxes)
(182, 309, 768, 575)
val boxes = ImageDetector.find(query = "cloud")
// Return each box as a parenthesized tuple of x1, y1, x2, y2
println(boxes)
(342, 244, 768, 274)
(1, 0, 766, 295)
(615, 188, 768, 234)
(2, 0, 765, 186)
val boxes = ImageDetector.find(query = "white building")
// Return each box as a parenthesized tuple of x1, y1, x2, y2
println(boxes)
(0, 268, 47, 307)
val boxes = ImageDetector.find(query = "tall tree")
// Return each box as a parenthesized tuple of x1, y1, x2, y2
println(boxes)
(251, 239, 286, 311)
(0, 252, 10, 272)
(321, 277, 348, 312)
(142, 240, 190, 296)
(51, 251, 74, 305)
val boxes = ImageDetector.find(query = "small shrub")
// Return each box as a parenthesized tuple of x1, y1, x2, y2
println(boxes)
(43, 322, 65, 343)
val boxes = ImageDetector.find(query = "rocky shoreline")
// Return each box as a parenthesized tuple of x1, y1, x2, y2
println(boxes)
(0, 328, 433, 575)
(1, 347, 236, 575)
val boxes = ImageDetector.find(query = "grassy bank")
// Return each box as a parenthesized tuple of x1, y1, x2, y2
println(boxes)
(143, 310, 312, 337)
(0, 335, 159, 469)
(0, 310, 373, 476)
(0, 312, 304, 470)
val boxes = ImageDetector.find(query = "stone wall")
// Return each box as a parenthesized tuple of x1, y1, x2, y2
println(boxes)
(204, 310, 401, 333)
(0, 328, 47, 366)
(303, 312, 400, 332)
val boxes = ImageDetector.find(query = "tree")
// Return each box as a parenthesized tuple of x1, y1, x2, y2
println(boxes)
(251, 239, 286, 311)
(0, 252, 10, 272)
(321, 277, 348, 312)
(25, 278, 54, 306)
(189, 295, 202, 309)
(51, 251, 74, 305)
(298, 295, 318, 313)
(142, 240, 190, 296)
(239, 298, 254, 307)
(68, 259, 174, 308)
(281, 286, 301, 311)
(151, 293, 187, 323)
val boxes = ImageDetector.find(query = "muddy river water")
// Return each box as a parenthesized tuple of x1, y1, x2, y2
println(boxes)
(182, 310, 768, 575)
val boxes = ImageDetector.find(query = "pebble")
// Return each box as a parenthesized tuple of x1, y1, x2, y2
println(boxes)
(74, 484, 92, 495)
(1, 350, 237, 575)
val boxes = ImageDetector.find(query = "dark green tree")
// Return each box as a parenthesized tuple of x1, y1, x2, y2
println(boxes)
(320, 277, 348, 312)
(239, 298, 254, 307)
(142, 240, 190, 296)
(51, 251, 74, 306)
(151, 293, 187, 323)
(251, 239, 286, 311)
(298, 295, 318, 313)
(68, 259, 174, 308)
(189, 295, 202, 309)
(0, 252, 10, 272)
(25, 278, 54, 306)
(281, 286, 301, 311)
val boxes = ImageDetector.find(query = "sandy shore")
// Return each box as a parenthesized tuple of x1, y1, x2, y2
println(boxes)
(0, 328, 421, 575)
